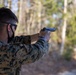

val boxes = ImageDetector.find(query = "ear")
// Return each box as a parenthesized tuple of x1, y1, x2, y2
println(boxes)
(7, 24, 11, 31)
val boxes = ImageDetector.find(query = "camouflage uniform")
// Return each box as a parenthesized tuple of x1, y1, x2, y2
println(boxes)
(0, 35, 49, 75)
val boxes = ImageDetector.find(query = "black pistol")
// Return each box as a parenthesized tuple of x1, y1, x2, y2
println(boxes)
(42, 27, 56, 32)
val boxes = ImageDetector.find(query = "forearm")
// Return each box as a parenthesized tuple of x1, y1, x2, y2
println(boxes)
(30, 33, 39, 42)
(11, 33, 39, 44)
(30, 31, 47, 42)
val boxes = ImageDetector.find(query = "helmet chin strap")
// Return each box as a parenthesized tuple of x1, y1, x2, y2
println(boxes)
(7, 25, 14, 43)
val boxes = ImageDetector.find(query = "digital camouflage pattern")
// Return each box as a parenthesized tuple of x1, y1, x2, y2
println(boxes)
(0, 36, 49, 75)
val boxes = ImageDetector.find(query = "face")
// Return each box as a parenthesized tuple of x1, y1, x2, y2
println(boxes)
(7, 22, 17, 43)
(0, 20, 17, 43)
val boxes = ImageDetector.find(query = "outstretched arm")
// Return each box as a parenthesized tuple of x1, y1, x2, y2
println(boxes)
(11, 33, 39, 44)
(15, 39, 49, 64)
(9, 30, 50, 64)
(11, 32, 46, 44)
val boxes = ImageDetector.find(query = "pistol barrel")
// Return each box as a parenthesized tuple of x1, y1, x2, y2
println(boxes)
(43, 28, 56, 32)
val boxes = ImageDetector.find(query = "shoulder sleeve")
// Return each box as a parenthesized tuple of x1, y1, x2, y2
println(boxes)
(14, 39, 49, 64)
(11, 35, 31, 45)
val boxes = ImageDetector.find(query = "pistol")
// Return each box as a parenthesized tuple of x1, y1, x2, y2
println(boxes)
(42, 27, 56, 32)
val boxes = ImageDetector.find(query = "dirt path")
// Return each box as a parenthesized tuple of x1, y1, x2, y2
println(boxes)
(58, 70, 76, 75)
(20, 54, 76, 75)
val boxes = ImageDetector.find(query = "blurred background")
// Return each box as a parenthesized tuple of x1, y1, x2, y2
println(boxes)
(0, 0, 76, 75)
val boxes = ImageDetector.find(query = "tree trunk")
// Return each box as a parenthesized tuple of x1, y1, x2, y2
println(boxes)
(8, 0, 11, 9)
(60, 0, 67, 55)
(16, 0, 26, 35)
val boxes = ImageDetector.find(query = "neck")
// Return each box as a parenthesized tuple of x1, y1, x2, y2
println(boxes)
(0, 33, 8, 43)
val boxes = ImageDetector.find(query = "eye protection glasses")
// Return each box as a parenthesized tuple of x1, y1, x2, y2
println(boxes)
(0, 21, 17, 29)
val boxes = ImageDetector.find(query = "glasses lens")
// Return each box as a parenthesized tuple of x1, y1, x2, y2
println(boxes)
(11, 24, 17, 30)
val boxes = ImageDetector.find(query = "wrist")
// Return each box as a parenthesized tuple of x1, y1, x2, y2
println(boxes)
(39, 36, 47, 42)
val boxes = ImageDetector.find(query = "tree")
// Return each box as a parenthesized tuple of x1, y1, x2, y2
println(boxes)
(66, 0, 76, 48)
(60, 0, 67, 55)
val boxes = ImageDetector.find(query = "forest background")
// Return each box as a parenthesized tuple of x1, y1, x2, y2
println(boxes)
(0, 0, 76, 75)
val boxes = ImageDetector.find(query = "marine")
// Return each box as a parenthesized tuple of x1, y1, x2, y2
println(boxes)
(0, 7, 50, 75)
